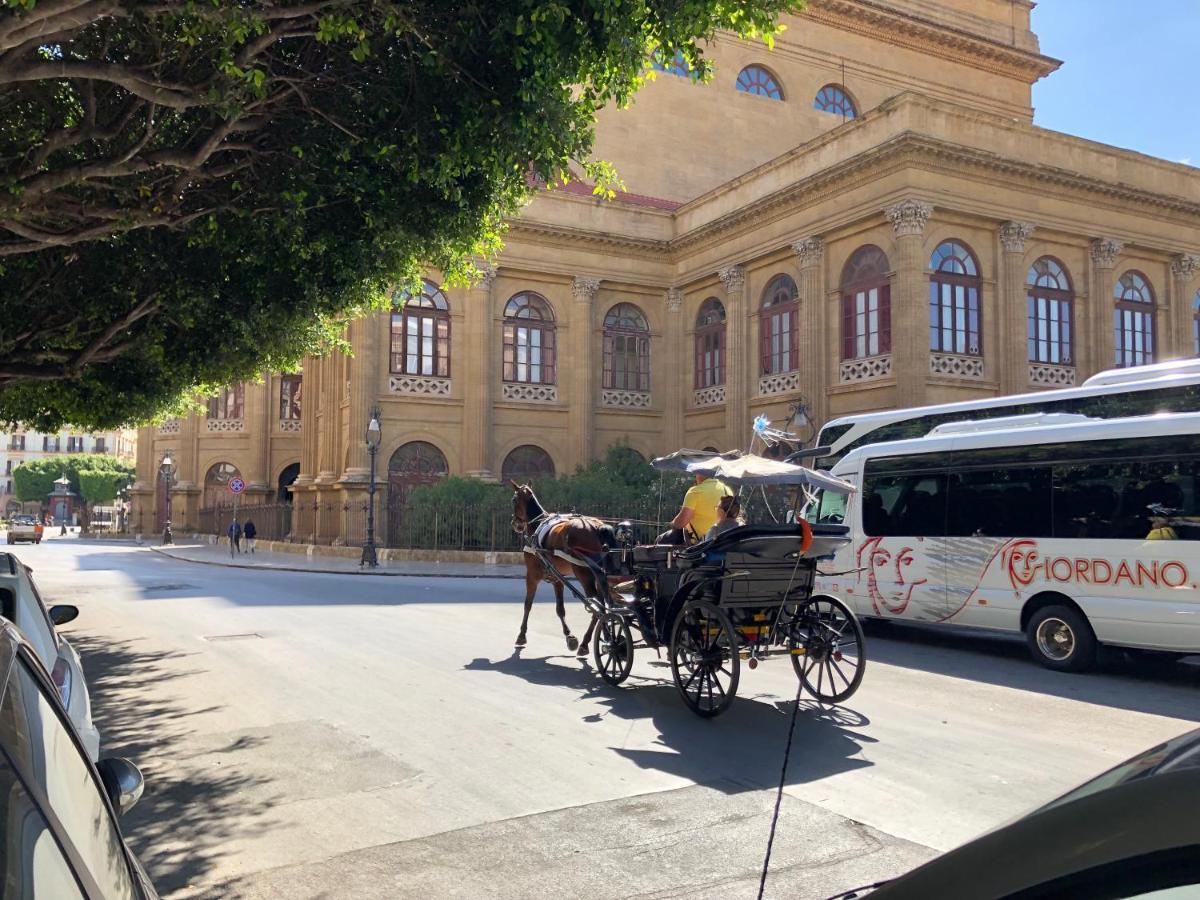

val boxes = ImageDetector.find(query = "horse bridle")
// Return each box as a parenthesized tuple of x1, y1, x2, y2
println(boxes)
(511, 488, 548, 536)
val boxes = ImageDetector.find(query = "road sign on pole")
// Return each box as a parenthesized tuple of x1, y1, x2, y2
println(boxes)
(229, 477, 246, 495)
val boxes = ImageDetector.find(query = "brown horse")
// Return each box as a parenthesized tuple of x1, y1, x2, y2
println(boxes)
(510, 481, 614, 656)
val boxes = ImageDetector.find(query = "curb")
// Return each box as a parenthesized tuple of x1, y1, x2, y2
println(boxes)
(148, 546, 526, 579)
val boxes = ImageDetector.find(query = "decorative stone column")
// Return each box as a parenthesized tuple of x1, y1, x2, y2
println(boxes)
(246, 375, 271, 498)
(571, 276, 600, 467)
(884, 200, 934, 408)
(1089, 238, 1124, 374)
(343, 315, 378, 482)
(1171, 254, 1199, 358)
(999, 222, 1035, 392)
(718, 265, 748, 449)
(792, 237, 826, 426)
(664, 288, 686, 451)
(463, 264, 497, 478)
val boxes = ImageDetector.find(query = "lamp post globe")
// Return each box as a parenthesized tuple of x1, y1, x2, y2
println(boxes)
(361, 406, 382, 568)
(159, 454, 176, 546)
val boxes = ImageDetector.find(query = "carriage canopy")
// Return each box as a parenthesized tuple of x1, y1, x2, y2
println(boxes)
(650, 449, 856, 494)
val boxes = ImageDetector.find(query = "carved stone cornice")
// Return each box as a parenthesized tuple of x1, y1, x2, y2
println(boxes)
(791, 237, 824, 269)
(999, 222, 1035, 254)
(665, 288, 684, 312)
(717, 265, 745, 294)
(1171, 254, 1200, 280)
(884, 199, 933, 237)
(804, 0, 1061, 82)
(1089, 238, 1125, 269)
(571, 276, 601, 302)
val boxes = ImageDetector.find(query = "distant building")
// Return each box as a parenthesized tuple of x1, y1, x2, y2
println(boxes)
(132, 0, 1200, 543)
(1, 428, 136, 515)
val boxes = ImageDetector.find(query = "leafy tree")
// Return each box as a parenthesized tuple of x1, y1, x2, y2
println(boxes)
(12, 455, 134, 532)
(0, 0, 801, 429)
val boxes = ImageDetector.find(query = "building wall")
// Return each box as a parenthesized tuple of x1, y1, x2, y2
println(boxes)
(1, 428, 136, 513)
(130, 2, 1200, 542)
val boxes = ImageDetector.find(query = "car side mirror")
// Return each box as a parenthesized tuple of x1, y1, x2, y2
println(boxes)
(97, 758, 144, 816)
(48, 605, 78, 626)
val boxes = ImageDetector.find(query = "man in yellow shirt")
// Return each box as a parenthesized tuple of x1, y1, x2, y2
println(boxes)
(659, 475, 733, 544)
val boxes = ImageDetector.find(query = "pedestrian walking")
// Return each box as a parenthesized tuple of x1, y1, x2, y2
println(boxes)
(243, 519, 257, 554)
(228, 518, 242, 554)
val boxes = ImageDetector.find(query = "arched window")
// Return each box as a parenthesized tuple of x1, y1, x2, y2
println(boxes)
(279, 373, 302, 421)
(603, 303, 651, 392)
(929, 241, 982, 356)
(503, 292, 557, 385)
(1114, 271, 1155, 368)
(760, 275, 799, 375)
(502, 445, 556, 483)
(814, 84, 857, 118)
(203, 462, 241, 508)
(207, 384, 244, 419)
(391, 279, 450, 378)
(736, 66, 783, 100)
(1193, 291, 1200, 357)
(1026, 257, 1073, 366)
(840, 246, 891, 360)
(651, 49, 691, 78)
(694, 298, 726, 389)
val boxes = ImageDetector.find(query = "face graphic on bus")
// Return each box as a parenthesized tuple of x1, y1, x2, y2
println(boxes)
(858, 536, 928, 615)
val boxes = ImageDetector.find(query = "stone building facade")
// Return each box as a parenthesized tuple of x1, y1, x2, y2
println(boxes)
(2, 428, 136, 515)
(132, 0, 1200, 542)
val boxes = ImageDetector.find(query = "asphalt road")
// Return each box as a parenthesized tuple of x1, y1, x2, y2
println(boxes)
(11, 538, 1200, 899)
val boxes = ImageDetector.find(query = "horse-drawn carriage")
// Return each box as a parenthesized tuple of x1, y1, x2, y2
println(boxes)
(511, 448, 865, 718)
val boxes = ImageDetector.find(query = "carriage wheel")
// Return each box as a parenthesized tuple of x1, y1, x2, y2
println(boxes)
(789, 596, 866, 704)
(593, 612, 635, 686)
(670, 599, 740, 718)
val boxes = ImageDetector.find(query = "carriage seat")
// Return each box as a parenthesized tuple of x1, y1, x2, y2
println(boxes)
(677, 522, 850, 561)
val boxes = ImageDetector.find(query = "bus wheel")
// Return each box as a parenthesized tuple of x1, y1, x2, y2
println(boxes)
(1026, 604, 1097, 673)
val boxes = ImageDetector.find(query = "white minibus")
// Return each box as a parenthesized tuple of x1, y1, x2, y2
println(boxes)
(814, 359, 1200, 470)
(808, 411, 1200, 671)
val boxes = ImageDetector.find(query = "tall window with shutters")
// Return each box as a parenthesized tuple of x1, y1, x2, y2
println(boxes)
(1114, 271, 1155, 368)
(694, 298, 726, 389)
(840, 246, 891, 360)
(502, 293, 557, 385)
(207, 384, 244, 419)
(279, 373, 302, 420)
(760, 275, 799, 375)
(929, 241, 982, 356)
(390, 280, 450, 378)
(1027, 257, 1074, 365)
(603, 303, 651, 392)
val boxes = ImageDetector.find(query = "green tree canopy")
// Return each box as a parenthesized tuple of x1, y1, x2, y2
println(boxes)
(0, 0, 801, 429)
(12, 455, 134, 503)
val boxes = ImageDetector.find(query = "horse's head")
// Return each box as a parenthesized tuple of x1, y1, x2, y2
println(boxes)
(509, 481, 543, 534)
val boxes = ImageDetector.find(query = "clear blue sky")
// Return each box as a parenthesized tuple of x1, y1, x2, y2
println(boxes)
(1031, 1, 1198, 165)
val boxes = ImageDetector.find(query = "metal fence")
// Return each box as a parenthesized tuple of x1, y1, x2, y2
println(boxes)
(198, 503, 292, 541)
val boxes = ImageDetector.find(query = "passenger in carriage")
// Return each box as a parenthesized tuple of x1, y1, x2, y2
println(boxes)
(703, 494, 745, 542)
(657, 474, 732, 544)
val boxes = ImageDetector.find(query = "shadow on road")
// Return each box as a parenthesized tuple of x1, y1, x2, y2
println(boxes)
(863, 620, 1200, 723)
(465, 650, 874, 793)
(71, 632, 276, 895)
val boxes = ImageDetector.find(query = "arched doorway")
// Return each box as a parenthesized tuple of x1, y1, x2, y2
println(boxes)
(203, 463, 242, 509)
(386, 442, 448, 546)
(277, 463, 300, 502)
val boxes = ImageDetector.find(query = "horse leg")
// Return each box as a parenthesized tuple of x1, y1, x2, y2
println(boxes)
(515, 563, 537, 646)
(575, 567, 602, 657)
(554, 579, 579, 653)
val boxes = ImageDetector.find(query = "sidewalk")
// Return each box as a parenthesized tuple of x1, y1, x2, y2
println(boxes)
(151, 542, 527, 578)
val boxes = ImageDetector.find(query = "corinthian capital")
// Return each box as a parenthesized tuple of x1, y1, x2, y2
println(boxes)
(1171, 253, 1200, 280)
(884, 199, 933, 237)
(665, 287, 683, 312)
(999, 222, 1035, 253)
(473, 261, 497, 291)
(717, 265, 745, 294)
(571, 276, 601, 302)
(1089, 238, 1125, 269)
(791, 237, 824, 269)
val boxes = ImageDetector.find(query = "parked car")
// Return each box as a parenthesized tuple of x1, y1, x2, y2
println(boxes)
(0, 552, 101, 760)
(829, 727, 1200, 899)
(7, 514, 43, 544)
(0, 620, 157, 898)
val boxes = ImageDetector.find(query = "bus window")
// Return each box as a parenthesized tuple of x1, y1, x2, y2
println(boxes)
(806, 488, 849, 525)
(1053, 457, 1200, 540)
(948, 467, 1052, 538)
(863, 473, 947, 537)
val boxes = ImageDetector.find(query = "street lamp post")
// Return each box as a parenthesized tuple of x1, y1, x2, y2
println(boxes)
(361, 405, 382, 568)
(159, 454, 176, 545)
